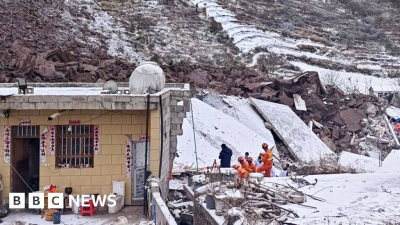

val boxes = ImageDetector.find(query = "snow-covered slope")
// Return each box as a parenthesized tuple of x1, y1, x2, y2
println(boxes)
(199, 91, 276, 149)
(175, 98, 275, 169)
(191, 0, 400, 94)
(64, 0, 144, 64)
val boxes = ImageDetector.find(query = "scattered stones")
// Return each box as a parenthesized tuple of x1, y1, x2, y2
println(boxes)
(254, 71, 389, 154)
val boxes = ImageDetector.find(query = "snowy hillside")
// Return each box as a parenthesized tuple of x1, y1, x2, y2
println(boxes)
(175, 98, 276, 169)
(192, 0, 400, 94)
(2, 0, 400, 97)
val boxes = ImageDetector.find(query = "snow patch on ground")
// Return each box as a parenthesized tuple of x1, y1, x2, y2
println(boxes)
(3, 206, 147, 225)
(376, 150, 400, 173)
(338, 151, 380, 173)
(176, 98, 275, 169)
(262, 172, 400, 224)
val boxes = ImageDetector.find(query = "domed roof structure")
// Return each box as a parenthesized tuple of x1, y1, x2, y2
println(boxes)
(129, 61, 165, 94)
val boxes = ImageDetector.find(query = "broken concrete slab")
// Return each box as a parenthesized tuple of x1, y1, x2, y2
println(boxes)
(338, 151, 380, 173)
(293, 94, 307, 111)
(250, 98, 336, 162)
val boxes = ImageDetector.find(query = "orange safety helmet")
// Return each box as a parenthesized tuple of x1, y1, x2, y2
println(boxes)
(247, 157, 253, 163)
(238, 156, 244, 162)
(262, 143, 268, 150)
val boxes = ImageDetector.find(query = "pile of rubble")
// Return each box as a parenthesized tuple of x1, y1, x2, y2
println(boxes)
(2, 40, 135, 83)
(0, 0, 137, 83)
(0, 0, 279, 87)
(255, 72, 392, 156)
(167, 188, 194, 224)
(188, 170, 323, 225)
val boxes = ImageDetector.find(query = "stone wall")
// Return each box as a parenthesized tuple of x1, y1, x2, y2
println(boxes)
(159, 90, 191, 199)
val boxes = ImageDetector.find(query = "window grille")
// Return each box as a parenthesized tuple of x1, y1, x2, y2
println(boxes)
(56, 125, 94, 168)
(12, 126, 39, 138)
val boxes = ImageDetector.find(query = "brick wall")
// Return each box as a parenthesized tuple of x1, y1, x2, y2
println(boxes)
(0, 109, 160, 205)
(158, 90, 190, 199)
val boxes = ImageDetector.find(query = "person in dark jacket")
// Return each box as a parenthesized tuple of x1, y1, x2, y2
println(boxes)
(219, 144, 233, 168)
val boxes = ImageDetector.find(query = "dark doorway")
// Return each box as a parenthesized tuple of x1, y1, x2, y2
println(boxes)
(11, 126, 40, 193)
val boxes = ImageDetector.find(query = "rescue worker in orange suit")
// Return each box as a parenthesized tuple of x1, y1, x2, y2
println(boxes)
(395, 123, 400, 135)
(237, 156, 250, 178)
(246, 157, 256, 173)
(257, 143, 273, 177)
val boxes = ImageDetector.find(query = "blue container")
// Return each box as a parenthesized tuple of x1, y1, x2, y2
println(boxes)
(53, 211, 61, 224)
(206, 195, 215, 209)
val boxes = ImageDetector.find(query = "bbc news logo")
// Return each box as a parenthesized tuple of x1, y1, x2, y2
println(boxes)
(9, 193, 117, 209)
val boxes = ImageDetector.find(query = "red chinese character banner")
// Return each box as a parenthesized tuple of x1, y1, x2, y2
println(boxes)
(125, 141, 132, 178)
(19, 120, 31, 126)
(3, 126, 11, 163)
(40, 131, 47, 162)
(49, 126, 56, 155)
(94, 125, 100, 155)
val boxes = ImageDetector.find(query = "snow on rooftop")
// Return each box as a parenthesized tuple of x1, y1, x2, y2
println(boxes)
(0, 84, 187, 96)
(0, 87, 104, 96)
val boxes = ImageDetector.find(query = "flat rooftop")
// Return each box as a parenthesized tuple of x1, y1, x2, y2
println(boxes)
(0, 83, 190, 96)
(0, 82, 190, 110)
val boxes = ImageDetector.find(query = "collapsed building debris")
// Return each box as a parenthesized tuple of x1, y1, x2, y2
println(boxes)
(167, 190, 194, 225)
(250, 98, 336, 163)
(182, 169, 324, 225)
(255, 72, 392, 158)
(190, 71, 393, 167)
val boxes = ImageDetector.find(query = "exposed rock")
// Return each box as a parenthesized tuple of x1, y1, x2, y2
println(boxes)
(321, 136, 337, 151)
(362, 102, 378, 117)
(340, 109, 367, 126)
(187, 69, 210, 88)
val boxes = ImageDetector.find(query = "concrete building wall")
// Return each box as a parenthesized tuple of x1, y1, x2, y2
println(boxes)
(158, 91, 191, 199)
(0, 109, 161, 205)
